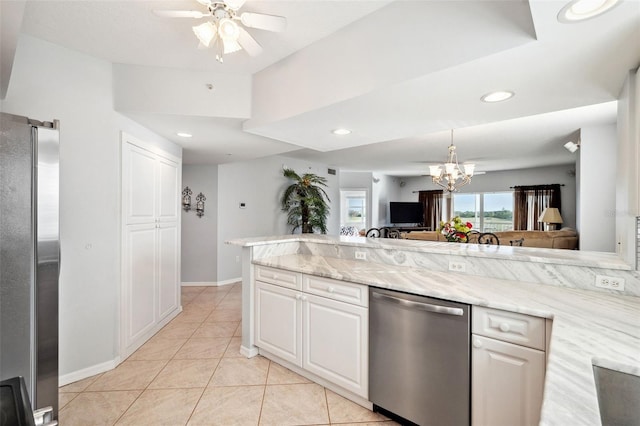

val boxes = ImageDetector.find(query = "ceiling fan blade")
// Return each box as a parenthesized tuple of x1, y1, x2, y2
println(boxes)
(195, 0, 213, 6)
(237, 27, 263, 57)
(240, 12, 287, 32)
(224, 0, 247, 10)
(153, 10, 207, 18)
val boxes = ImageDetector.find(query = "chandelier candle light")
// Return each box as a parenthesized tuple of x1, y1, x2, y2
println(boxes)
(429, 130, 475, 192)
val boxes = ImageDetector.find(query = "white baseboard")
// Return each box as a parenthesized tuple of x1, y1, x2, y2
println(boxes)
(182, 277, 241, 287)
(240, 345, 259, 358)
(59, 357, 121, 387)
(181, 281, 216, 286)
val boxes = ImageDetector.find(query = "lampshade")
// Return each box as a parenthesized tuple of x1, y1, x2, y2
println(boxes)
(192, 22, 217, 47)
(538, 207, 564, 224)
(218, 18, 240, 41)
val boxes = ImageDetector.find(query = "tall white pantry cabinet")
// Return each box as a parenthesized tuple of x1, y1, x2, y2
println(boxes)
(121, 133, 182, 359)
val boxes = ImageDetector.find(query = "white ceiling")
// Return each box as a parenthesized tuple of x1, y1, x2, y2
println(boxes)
(13, 0, 640, 175)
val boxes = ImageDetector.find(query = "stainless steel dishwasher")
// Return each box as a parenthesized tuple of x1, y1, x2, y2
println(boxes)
(369, 287, 470, 426)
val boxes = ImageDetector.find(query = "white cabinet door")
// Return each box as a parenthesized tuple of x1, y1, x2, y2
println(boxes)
(472, 335, 545, 426)
(157, 223, 179, 320)
(124, 224, 157, 344)
(303, 293, 368, 398)
(255, 281, 302, 366)
(157, 157, 179, 222)
(122, 144, 156, 225)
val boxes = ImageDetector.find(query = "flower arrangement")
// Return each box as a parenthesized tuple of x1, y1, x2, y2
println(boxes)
(439, 216, 473, 243)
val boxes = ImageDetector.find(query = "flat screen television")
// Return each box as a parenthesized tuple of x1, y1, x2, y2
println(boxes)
(389, 202, 423, 225)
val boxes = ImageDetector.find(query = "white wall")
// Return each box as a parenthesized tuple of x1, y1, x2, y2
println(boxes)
(372, 174, 394, 226)
(216, 155, 339, 282)
(578, 125, 618, 252)
(0, 35, 180, 378)
(393, 165, 578, 230)
(616, 68, 640, 266)
(181, 165, 218, 284)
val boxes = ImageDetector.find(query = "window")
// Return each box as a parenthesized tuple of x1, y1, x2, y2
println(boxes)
(347, 197, 365, 223)
(340, 190, 368, 233)
(453, 191, 513, 232)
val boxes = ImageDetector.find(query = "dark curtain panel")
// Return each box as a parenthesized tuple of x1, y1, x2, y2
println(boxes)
(512, 184, 562, 230)
(419, 190, 443, 230)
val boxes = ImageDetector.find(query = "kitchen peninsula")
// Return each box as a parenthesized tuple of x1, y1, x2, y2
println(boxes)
(229, 234, 640, 426)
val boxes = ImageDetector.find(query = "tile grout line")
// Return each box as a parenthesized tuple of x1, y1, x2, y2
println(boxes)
(257, 359, 272, 426)
(324, 386, 332, 425)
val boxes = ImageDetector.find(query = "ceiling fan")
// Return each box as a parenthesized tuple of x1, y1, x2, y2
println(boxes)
(154, 0, 286, 63)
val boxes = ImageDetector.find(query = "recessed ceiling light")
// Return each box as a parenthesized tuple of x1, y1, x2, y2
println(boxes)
(332, 128, 352, 136)
(558, 0, 620, 23)
(481, 91, 515, 103)
(177, 132, 192, 138)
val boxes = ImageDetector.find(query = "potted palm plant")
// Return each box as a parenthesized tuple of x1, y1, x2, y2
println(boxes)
(280, 168, 331, 234)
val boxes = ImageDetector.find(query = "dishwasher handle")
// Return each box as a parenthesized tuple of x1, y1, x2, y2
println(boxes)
(372, 291, 464, 316)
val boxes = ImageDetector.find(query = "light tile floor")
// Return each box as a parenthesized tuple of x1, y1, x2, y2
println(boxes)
(59, 283, 398, 426)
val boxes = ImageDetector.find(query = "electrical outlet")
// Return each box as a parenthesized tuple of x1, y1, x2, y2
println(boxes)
(355, 251, 367, 260)
(595, 275, 625, 291)
(448, 261, 466, 273)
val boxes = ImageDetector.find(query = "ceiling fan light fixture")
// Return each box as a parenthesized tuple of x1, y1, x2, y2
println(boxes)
(192, 22, 217, 47)
(481, 90, 515, 103)
(223, 39, 242, 54)
(558, 0, 619, 22)
(218, 18, 240, 41)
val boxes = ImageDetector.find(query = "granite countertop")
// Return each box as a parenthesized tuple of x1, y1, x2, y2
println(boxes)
(251, 253, 640, 426)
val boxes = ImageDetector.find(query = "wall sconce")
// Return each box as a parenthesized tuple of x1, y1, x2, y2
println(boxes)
(182, 186, 193, 211)
(196, 192, 206, 218)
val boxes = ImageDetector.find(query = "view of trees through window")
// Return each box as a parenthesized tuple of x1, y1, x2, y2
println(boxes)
(453, 192, 514, 232)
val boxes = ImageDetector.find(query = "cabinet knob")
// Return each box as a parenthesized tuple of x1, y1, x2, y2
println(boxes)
(499, 323, 510, 333)
(295, 294, 302, 300)
(327, 286, 335, 293)
(473, 338, 483, 348)
(301, 295, 307, 301)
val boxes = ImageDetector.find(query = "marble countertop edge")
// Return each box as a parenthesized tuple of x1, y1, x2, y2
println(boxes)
(227, 235, 633, 271)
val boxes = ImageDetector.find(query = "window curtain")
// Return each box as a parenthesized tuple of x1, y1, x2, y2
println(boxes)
(418, 190, 444, 230)
(512, 184, 562, 230)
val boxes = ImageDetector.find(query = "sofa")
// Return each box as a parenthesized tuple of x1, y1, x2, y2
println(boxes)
(400, 228, 578, 250)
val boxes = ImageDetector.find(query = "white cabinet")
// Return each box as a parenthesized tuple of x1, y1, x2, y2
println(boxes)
(121, 135, 181, 358)
(254, 281, 302, 366)
(303, 293, 367, 397)
(253, 266, 368, 398)
(472, 307, 546, 426)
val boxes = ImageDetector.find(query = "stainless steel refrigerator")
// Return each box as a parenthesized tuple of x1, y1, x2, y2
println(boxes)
(1, 112, 60, 419)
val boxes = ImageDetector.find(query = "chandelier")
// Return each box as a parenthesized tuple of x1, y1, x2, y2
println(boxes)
(428, 130, 475, 192)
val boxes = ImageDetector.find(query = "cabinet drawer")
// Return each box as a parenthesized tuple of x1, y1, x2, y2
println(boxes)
(472, 306, 545, 351)
(303, 275, 368, 307)
(255, 265, 302, 290)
